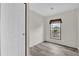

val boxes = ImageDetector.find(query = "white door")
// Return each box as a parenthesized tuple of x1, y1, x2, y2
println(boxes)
(1, 3, 25, 56)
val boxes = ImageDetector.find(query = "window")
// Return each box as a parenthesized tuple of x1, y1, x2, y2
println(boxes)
(49, 18, 62, 40)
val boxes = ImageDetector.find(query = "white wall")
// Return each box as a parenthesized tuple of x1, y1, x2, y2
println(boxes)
(76, 6, 79, 51)
(44, 9, 78, 48)
(29, 10, 44, 47)
(1, 3, 25, 56)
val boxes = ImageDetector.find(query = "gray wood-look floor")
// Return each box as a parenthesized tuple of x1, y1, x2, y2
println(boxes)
(30, 42, 79, 56)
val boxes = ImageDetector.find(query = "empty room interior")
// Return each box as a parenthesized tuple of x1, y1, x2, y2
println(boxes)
(28, 3, 79, 56)
(1, 3, 79, 56)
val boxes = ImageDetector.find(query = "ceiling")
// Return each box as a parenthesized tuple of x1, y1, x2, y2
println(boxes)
(29, 3, 79, 16)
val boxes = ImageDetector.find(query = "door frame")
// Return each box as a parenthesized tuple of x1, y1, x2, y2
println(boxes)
(25, 3, 30, 56)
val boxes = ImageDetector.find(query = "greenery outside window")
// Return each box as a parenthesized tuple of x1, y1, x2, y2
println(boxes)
(49, 18, 62, 40)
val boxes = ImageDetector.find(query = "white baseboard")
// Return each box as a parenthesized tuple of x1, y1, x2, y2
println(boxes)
(29, 40, 44, 48)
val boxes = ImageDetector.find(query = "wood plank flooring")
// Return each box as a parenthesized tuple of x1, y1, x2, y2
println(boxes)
(30, 42, 78, 56)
